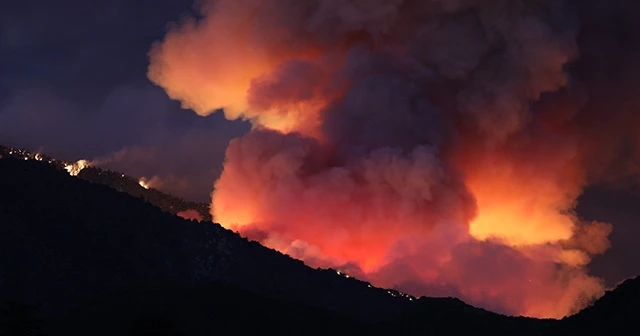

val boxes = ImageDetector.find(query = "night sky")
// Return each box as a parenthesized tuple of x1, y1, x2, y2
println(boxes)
(1, 0, 250, 201)
(3, 0, 640, 315)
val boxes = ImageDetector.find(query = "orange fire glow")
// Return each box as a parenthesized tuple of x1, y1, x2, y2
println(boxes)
(148, 0, 614, 318)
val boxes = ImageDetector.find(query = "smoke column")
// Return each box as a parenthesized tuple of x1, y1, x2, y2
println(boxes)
(147, 0, 622, 317)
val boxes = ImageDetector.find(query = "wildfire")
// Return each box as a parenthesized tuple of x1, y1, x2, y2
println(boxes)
(64, 160, 89, 176)
(147, 0, 619, 319)
(1, 146, 54, 164)
(138, 178, 150, 190)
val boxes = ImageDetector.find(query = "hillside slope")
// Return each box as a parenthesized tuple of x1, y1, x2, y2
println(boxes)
(0, 157, 413, 322)
(1, 153, 638, 335)
(552, 276, 640, 335)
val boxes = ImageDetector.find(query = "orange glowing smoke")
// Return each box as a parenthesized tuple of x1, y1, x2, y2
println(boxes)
(177, 209, 204, 222)
(148, 0, 615, 318)
(457, 139, 583, 247)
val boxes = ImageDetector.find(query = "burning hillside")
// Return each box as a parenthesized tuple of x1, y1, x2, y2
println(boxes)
(143, 0, 633, 318)
(0, 145, 211, 222)
(64, 159, 89, 176)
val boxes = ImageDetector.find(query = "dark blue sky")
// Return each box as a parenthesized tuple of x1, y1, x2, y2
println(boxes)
(0, 0, 250, 201)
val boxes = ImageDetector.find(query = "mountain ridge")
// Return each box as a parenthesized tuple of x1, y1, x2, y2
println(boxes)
(0, 145, 211, 222)
(0, 154, 413, 322)
(1, 145, 638, 335)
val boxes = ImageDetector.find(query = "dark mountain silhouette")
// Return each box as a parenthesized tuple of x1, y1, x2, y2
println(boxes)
(0, 154, 410, 330)
(0, 148, 638, 335)
(552, 276, 640, 335)
(0, 303, 46, 336)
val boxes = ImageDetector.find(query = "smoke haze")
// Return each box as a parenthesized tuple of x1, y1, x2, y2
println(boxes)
(0, 0, 251, 202)
(144, 0, 640, 317)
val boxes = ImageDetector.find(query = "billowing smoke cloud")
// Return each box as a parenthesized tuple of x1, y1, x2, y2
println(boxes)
(147, 0, 637, 317)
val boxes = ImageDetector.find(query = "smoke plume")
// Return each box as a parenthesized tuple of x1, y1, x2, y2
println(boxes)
(177, 209, 204, 222)
(146, 0, 637, 317)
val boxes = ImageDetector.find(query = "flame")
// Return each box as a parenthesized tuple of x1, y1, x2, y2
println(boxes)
(64, 160, 89, 176)
(138, 178, 150, 190)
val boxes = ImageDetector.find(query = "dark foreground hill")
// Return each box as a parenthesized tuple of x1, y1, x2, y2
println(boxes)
(552, 276, 640, 335)
(0, 156, 638, 335)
